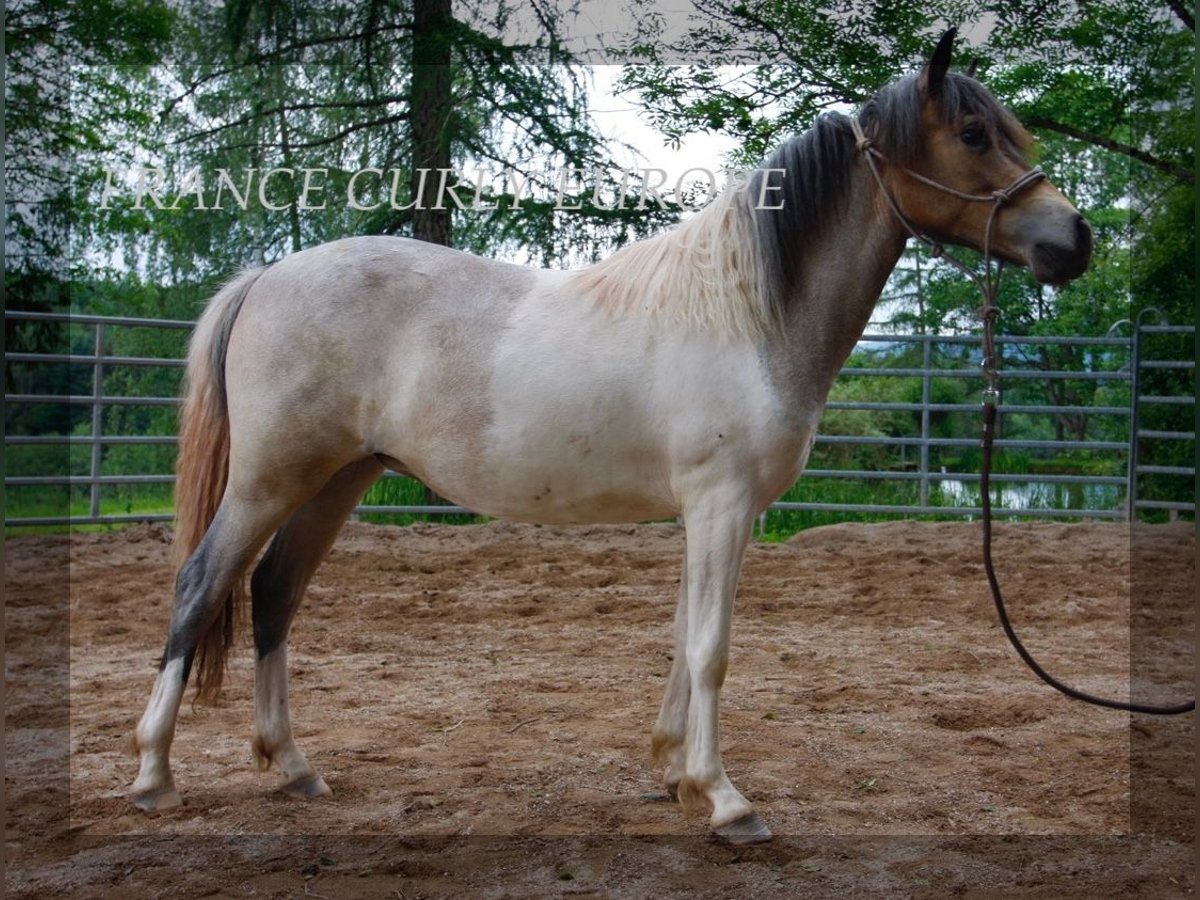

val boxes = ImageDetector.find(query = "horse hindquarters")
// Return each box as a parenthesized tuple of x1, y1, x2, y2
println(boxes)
(131, 265, 373, 810)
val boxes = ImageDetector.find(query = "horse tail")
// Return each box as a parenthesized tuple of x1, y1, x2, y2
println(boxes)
(173, 266, 264, 703)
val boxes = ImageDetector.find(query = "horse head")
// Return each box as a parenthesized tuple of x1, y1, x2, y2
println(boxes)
(860, 28, 1093, 286)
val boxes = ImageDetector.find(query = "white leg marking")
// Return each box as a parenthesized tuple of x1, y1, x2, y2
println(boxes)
(253, 645, 329, 797)
(131, 658, 185, 809)
(652, 562, 689, 792)
(678, 503, 762, 833)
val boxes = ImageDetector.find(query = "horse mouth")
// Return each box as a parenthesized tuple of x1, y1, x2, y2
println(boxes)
(1028, 214, 1093, 285)
(1030, 241, 1092, 286)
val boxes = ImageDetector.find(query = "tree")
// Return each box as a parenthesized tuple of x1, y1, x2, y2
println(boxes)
(4, 0, 173, 301)
(619, 2, 1192, 511)
(411, 0, 455, 246)
(76, 0, 679, 294)
(4, 0, 174, 449)
(622, 2, 1192, 183)
(619, 1, 1193, 321)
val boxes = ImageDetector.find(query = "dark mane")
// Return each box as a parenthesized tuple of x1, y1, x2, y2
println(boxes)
(745, 71, 1030, 324)
(745, 113, 857, 327)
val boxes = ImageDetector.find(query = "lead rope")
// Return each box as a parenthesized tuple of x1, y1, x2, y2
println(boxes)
(851, 118, 1195, 716)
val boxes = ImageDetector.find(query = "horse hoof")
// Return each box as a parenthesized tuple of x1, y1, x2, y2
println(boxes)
(131, 785, 182, 812)
(714, 811, 772, 845)
(279, 773, 331, 800)
(665, 781, 680, 801)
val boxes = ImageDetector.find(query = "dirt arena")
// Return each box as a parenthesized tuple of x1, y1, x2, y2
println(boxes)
(5, 519, 1194, 898)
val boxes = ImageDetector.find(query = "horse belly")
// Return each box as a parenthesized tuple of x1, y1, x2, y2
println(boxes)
(368, 275, 783, 525)
(393, 341, 676, 522)
(417, 408, 677, 524)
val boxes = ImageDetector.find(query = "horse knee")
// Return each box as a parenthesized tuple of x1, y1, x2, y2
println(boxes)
(686, 649, 729, 690)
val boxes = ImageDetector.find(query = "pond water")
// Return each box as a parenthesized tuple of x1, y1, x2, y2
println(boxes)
(934, 478, 1124, 513)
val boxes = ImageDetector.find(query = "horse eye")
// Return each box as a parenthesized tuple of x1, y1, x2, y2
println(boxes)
(961, 125, 987, 149)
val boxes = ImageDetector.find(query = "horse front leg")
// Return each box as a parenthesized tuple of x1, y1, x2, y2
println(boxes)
(651, 548, 689, 798)
(675, 497, 771, 843)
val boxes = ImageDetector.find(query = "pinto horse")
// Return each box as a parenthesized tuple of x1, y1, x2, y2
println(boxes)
(131, 30, 1091, 842)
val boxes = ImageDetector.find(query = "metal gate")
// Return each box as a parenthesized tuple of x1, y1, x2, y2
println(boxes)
(1127, 308, 1196, 519)
(4, 309, 1195, 528)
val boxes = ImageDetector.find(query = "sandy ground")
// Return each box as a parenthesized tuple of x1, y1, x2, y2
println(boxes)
(5, 519, 1194, 898)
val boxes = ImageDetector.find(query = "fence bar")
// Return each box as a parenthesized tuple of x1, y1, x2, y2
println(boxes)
(1137, 430, 1195, 441)
(834, 368, 1131, 381)
(927, 403, 1129, 415)
(1135, 465, 1195, 477)
(4, 352, 186, 367)
(1135, 499, 1197, 511)
(1139, 325, 1195, 334)
(4, 435, 178, 445)
(816, 436, 1130, 451)
(802, 469, 1128, 485)
(1139, 360, 1194, 370)
(89, 324, 105, 520)
(812, 434, 1132, 449)
(6, 311, 1193, 529)
(5, 513, 177, 527)
(826, 400, 1135, 416)
(4, 394, 181, 407)
(6, 475, 177, 486)
(856, 332, 1132, 346)
(1138, 395, 1196, 405)
(3, 310, 193, 328)
(769, 502, 1122, 519)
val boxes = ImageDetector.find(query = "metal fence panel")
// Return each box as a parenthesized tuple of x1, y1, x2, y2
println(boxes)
(5, 310, 1195, 527)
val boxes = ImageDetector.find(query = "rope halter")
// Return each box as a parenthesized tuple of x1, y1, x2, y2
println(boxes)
(853, 117, 1194, 716)
(849, 116, 1044, 403)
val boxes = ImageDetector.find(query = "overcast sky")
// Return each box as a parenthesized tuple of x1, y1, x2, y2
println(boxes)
(587, 66, 741, 182)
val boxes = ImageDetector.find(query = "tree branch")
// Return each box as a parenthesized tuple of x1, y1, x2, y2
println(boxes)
(1166, 0, 1194, 30)
(173, 96, 407, 145)
(211, 113, 409, 153)
(1025, 116, 1194, 185)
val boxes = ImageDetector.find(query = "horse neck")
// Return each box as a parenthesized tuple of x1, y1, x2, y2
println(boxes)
(762, 166, 907, 413)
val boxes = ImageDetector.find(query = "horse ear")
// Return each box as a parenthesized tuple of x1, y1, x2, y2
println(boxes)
(965, 58, 979, 79)
(922, 27, 957, 97)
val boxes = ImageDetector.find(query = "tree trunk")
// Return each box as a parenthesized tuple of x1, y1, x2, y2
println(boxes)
(411, 0, 454, 507)
(410, 0, 453, 247)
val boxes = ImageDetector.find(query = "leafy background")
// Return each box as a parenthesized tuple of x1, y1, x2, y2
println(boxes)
(4, 0, 1194, 530)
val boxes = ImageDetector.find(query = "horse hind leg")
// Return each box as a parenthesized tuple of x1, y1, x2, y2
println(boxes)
(250, 457, 383, 799)
(131, 487, 306, 811)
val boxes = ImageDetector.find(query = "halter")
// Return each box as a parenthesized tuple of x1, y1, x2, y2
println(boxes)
(849, 116, 1045, 403)
(851, 117, 1195, 717)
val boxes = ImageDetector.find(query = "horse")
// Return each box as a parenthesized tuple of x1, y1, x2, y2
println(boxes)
(130, 29, 1092, 843)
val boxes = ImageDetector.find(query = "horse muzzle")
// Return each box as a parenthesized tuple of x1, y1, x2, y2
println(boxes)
(1028, 212, 1093, 286)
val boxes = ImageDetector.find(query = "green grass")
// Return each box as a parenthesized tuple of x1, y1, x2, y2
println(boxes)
(4, 484, 175, 535)
(760, 477, 925, 540)
(356, 475, 485, 526)
(6, 461, 1156, 540)
(4, 476, 480, 536)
